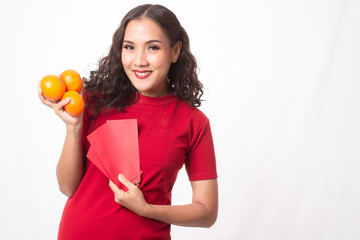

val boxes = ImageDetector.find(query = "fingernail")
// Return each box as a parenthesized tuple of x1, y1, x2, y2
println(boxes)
(119, 174, 124, 179)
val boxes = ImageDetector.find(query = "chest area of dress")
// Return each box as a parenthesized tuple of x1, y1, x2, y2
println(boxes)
(89, 108, 190, 173)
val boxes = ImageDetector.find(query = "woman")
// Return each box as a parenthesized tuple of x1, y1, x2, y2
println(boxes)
(39, 4, 218, 240)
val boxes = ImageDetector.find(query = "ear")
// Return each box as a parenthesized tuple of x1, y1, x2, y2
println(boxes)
(171, 41, 182, 63)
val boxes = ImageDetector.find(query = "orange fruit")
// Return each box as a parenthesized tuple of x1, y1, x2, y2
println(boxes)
(60, 69, 83, 92)
(61, 91, 85, 117)
(40, 75, 66, 101)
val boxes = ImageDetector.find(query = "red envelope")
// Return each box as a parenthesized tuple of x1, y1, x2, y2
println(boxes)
(86, 119, 142, 190)
(106, 119, 141, 183)
(87, 146, 110, 180)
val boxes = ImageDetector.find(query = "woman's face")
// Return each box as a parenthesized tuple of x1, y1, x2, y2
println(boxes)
(121, 17, 181, 97)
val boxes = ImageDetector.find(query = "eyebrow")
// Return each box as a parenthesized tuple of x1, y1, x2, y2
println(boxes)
(123, 39, 162, 44)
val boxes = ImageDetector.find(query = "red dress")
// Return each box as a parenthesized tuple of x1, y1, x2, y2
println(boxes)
(58, 94, 217, 240)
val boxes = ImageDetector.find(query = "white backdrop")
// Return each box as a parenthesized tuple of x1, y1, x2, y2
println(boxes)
(0, 0, 359, 239)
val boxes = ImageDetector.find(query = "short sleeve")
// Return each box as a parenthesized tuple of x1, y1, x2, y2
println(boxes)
(185, 119, 217, 181)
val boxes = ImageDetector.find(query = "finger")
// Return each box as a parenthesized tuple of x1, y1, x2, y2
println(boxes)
(37, 80, 41, 92)
(118, 174, 137, 190)
(58, 97, 71, 107)
(38, 84, 53, 107)
(109, 180, 125, 196)
(37, 81, 46, 101)
(52, 98, 70, 112)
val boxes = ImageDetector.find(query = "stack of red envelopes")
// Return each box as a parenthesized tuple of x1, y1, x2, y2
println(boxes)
(87, 119, 142, 191)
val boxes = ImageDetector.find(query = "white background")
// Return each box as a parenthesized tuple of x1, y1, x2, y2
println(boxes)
(1, 0, 359, 239)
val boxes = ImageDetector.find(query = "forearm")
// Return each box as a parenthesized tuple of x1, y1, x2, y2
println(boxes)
(109, 177, 218, 228)
(143, 201, 217, 228)
(56, 125, 84, 197)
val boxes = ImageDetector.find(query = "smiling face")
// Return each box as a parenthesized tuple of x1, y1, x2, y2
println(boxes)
(121, 17, 182, 97)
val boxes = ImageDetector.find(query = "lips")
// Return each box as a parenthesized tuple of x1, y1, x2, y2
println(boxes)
(133, 70, 152, 79)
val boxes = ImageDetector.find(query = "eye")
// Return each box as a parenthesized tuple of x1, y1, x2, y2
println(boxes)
(123, 45, 134, 50)
(148, 45, 160, 51)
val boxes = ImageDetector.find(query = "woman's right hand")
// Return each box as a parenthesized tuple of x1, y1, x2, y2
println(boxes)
(38, 81, 83, 129)
(38, 81, 85, 197)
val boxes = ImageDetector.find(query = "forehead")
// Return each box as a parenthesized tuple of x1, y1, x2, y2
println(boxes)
(124, 17, 170, 43)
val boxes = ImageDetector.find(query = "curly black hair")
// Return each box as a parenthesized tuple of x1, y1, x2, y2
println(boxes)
(84, 4, 203, 118)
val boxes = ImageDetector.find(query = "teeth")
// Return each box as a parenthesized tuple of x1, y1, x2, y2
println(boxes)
(135, 71, 150, 76)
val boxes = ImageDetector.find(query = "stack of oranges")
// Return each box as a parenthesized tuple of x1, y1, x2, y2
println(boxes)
(40, 70, 85, 117)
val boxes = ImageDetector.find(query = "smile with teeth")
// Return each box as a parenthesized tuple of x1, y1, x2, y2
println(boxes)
(133, 70, 152, 79)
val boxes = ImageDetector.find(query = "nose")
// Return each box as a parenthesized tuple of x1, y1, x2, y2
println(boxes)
(133, 49, 148, 67)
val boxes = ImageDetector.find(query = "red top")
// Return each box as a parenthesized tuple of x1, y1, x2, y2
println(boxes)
(58, 94, 217, 240)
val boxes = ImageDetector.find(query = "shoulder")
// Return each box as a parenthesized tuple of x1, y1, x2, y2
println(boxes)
(175, 98, 208, 122)
(171, 99, 211, 136)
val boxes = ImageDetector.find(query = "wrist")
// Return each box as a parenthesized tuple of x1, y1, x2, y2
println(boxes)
(140, 203, 154, 218)
(66, 124, 83, 135)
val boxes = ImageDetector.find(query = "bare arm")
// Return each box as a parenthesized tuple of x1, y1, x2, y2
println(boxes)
(109, 175, 218, 228)
(38, 83, 85, 197)
(145, 179, 218, 227)
(56, 124, 84, 197)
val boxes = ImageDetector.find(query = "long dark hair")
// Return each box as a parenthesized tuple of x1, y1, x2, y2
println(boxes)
(84, 4, 203, 117)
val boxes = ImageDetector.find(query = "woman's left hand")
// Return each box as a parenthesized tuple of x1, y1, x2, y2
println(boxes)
(109, 174, 150, 216)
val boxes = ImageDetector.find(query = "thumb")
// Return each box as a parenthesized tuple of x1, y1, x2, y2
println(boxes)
(53, 98, 71, 111)
(118, 174, 136, 190)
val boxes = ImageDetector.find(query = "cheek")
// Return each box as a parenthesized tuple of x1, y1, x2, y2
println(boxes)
(121, 53, 131, 67)
(149, 53, 172, 68)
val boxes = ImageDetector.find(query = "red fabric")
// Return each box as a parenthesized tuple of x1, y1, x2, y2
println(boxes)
(58, 94, 217, 240)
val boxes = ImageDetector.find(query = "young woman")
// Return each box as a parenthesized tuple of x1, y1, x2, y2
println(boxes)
(39, 4, 218, 240)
